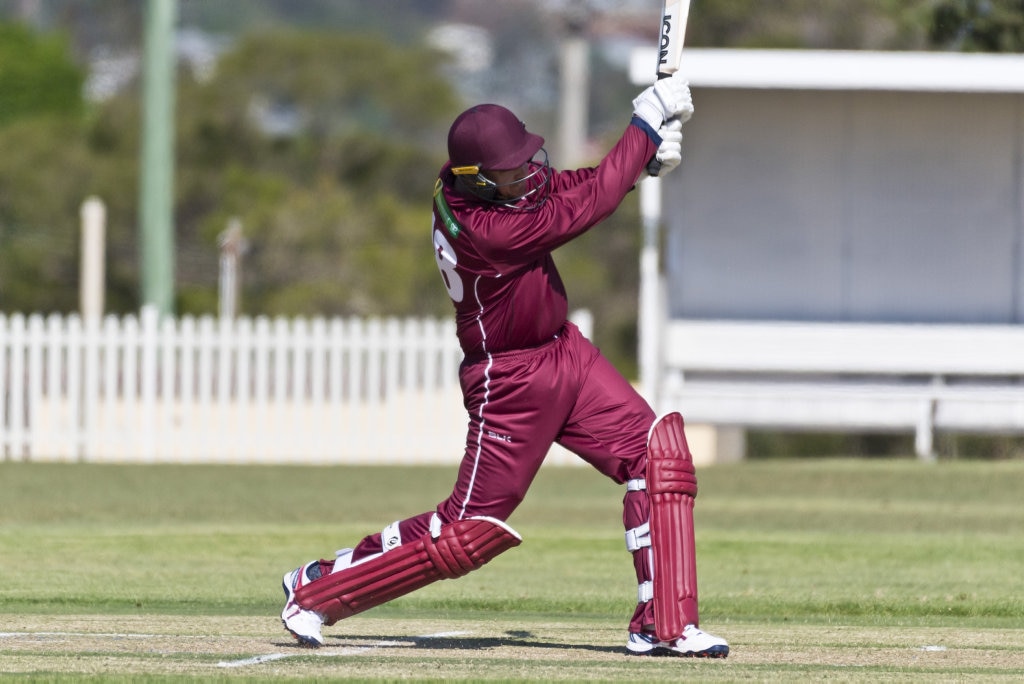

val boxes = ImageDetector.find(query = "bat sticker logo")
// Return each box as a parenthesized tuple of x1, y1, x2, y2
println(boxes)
(659, 14, 674, 69)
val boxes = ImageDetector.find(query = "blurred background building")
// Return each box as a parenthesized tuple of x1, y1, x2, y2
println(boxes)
(2, 0, 1024, 460)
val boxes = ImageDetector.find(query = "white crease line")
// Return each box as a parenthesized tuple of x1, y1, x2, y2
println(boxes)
(0, 632, 159, 639)
(0, 628, 472, 668)
(217, 631, 472, 668)
(218, 653, 291, 667)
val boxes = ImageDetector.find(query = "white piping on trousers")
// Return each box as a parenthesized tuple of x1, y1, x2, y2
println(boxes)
(460, 274, 492, 520)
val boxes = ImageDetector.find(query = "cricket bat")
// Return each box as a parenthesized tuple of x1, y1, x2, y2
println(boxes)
(656, 0, 690, 79)
(646, 0, 691, 175)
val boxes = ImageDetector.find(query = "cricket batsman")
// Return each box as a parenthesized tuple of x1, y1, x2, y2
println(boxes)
(280, 70, 729, 658)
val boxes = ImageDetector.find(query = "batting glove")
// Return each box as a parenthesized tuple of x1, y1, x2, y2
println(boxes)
(632, 73, 694, 131)
(648, 118, 683, 177)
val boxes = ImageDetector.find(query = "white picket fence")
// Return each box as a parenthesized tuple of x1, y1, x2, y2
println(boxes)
(0, 307, 587, 465)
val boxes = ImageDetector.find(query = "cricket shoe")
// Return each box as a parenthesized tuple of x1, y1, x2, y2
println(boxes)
(281, 561, 326, 648)
(626, 624, 729, 658)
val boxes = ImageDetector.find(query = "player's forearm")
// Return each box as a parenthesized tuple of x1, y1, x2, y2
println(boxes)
(549, 122, 656, 230)
(471, 124, 656, 267)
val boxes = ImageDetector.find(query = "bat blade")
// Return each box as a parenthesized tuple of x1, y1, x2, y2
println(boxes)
(646, 0, 691, 176)
(656, 0, 690, 79)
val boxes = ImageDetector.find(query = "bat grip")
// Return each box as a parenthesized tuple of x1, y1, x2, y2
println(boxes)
(645, 72, 675, 177)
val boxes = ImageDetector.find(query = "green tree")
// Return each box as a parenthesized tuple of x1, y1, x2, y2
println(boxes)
(0, 22, 84, 127)
(0, 22, 89, 313)
(169, 30, 461, 317)
(687, 0, 931, 50)
(929, 0, 1024, 51)
(0, 111, 144, 314)
(0, 26, 462, 319)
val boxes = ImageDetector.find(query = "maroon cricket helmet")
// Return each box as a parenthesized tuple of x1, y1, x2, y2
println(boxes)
(447, 104, 545, 171)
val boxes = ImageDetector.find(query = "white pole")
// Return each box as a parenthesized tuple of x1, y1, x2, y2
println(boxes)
(80, 197, 106, 325)
(218, 218, 244, 319)
(638, 176, 662, 407)
(557, 28, 589, 168)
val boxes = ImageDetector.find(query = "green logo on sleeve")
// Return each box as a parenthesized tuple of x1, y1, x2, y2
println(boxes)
(434, 178, 461, 239)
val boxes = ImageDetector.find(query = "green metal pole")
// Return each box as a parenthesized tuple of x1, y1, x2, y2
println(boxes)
(139, 0, 177, 316)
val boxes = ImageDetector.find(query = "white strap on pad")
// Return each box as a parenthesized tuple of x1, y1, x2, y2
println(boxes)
(625, 522, 652, 552)
(626, 478, 647, 491)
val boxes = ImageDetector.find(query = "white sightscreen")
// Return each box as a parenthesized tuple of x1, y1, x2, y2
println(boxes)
(665, 88, 1024, 323)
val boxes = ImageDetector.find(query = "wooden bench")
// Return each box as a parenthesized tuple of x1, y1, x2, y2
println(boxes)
(659, 320, 1024, 459)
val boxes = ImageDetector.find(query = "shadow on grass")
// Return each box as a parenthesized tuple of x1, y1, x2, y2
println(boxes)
(275, 630, 624, 654)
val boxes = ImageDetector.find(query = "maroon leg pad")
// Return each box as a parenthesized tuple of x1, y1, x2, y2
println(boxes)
(648, 412, 700, 641)
(294, 516, 521, 626)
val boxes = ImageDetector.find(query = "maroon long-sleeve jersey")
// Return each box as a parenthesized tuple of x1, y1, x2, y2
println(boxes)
(350, 118, 665, 637)
(431, 118, 658, 356)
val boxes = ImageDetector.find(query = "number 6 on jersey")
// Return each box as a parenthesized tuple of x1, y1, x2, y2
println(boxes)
(432, 225, 464, 303)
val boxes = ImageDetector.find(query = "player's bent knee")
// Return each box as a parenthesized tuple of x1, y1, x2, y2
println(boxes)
(294, 516, 522, 625)
(647, 412, 698, 497)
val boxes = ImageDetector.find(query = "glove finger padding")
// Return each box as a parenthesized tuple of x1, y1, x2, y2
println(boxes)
(655, 145, 682, 175)
(664, 79, 694, 124)
(632, 74, 694, 130)
(659, 117, 683, 143)
(651, 119, 683, 177)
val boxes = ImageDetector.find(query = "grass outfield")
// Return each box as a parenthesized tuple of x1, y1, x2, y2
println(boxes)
(1, 458, 1023, 680)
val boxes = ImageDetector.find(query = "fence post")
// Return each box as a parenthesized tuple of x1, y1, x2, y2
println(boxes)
(66, 316, 83, 459)
(179, 315, 197, 458)
(8, 315, 26, 459)
(82, 311, 100, 461)
(236, 316, 254, 460)
(251, 316, 269, 461)
(26, 315, 45, 460)
(197, 315, 215, 458)
(140, 306, 159, 461)
(0, 315, 6, 458)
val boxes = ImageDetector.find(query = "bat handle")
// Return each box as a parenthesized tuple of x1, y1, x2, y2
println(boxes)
(645, 72, 675, 177)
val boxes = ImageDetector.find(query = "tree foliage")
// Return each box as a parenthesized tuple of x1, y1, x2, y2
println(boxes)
(0, 23, 89, 312)
(929, 0, 1024, 51)
(0, 27, 462, 319)
(3, 2, 1024, 370)
(0, 22, 83, 126)
(684, 0, 1024, 52)
(169, 30, 461, 318)
(687, 0, 934, 50)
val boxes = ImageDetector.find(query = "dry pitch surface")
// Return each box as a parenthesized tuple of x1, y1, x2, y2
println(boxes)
(3, 614, 1023, 681)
